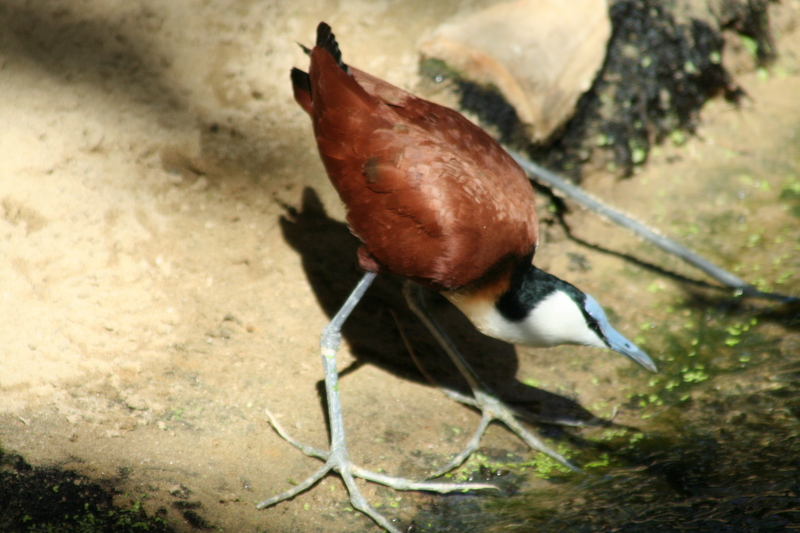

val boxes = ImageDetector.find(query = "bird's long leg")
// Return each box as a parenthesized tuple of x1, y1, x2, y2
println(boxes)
(507, 150, 798, 303)
(403, 282, 582, 477)
(259, 272, 497, 533)
(394, 309, 593, 431)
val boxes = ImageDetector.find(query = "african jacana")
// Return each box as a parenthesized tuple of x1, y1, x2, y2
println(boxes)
(261, 22, 657, 532)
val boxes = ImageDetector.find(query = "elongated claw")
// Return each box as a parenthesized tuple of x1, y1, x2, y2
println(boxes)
(261, 273, 498, 533)
(261, 407, 498, 533)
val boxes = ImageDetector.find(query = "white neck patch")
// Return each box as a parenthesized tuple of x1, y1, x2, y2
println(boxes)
(520, 291, 606, 348)
(446, 289, 606, 348)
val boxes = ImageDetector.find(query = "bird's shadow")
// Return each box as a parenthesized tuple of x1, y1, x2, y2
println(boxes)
(279, 187, 603, 444)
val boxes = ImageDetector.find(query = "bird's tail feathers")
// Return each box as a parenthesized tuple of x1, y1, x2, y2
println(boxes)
(316, 22, 349, 74)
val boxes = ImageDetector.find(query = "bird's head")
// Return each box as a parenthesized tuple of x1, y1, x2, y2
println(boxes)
(446, 265, 657, 372)
(516, 283, 657, 372)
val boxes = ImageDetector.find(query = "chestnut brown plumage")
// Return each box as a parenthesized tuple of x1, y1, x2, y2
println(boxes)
(262, 22, 655, 533)
(291, 24, 537, 292)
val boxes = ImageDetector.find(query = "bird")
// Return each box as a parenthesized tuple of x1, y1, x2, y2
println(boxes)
(260, 22, 657, 533)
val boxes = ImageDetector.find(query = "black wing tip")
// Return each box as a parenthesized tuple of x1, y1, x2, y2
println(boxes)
(290, 67, 311, 93)
(315, 21, 348, 73)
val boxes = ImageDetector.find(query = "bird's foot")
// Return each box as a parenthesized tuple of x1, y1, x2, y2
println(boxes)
(429, 389, 583, 478)
(401, 283, 582, 479)
(259, 410, 498, 533)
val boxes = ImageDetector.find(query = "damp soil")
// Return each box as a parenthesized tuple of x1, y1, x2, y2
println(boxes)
(1, 1, 799, 532)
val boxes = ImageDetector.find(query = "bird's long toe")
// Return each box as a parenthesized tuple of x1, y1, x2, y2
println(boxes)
(431, 389, 582, 477)
(260, 408, 497, 533)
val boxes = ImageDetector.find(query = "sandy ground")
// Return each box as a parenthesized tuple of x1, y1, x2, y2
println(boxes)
(1, 1, 799, 532)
